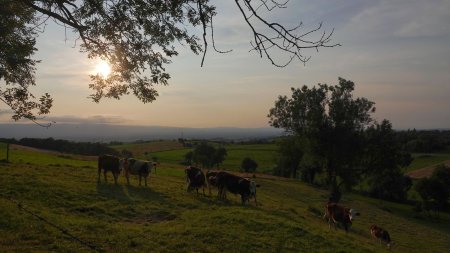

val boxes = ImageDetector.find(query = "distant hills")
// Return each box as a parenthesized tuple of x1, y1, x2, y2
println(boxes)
(0, 123, 284, 142)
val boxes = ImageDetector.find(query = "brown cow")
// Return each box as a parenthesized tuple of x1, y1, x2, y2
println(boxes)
(98, 154, 124, 184)
(185, 166, 206, 195)
(324, 202, 360, 232)
(370, 224, 392, 249)
(215, 171, 260, 205)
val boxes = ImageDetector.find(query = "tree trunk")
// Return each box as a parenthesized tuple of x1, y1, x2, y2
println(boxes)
(327, 159, 341, 203)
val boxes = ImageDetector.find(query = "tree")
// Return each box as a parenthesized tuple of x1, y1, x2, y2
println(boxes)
(192, 141, 215, 168)
(268, 78, 376, 201)
(364, 120, 412, 202)
(241, 157, 258, 173)
(121, 149, 133, 158)
(415, 176, 449, 216)
(213, 146, 227, 168)
(274, 136, 304, 178)
(184, 151, 194, 165)
(1, 0, 339, 122)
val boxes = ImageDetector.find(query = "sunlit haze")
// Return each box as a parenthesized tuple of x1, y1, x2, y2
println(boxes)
(1, 0, 449, 131)
(95, 60, 111, 78)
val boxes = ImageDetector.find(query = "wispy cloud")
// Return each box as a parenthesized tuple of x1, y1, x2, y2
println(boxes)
(47, 115, 130, 124)
(346, 0, 450, 39)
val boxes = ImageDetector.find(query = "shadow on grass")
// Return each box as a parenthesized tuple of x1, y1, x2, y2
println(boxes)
(95, 182, 173, 208)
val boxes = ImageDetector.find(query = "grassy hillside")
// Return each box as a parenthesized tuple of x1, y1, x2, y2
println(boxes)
(1, 145, 449, 252)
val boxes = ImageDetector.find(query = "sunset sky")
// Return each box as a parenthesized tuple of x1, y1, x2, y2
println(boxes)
(1, 0, 449, 130)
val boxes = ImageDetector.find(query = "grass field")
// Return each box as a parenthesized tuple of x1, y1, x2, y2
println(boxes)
(1, 144, 449, 252)
(404, 153, 450, 172)
(113, 141, 278, 173)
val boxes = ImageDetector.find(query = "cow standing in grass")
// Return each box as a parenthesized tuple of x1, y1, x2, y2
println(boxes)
(185, 166, 206, 195)
(370, 224, 392, 249)
(98, 154, 124, 184)
(125, 158, 152, 186)
(324, 201, 359, 232)
(215, 171, 260, 205)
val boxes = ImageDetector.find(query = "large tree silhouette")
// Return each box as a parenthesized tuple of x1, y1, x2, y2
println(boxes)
(1, 0, 339, 122)
(268, 78, 376, 201)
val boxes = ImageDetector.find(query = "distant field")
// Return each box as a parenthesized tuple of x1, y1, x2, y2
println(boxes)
(111, 141, 184, 158)
(404, 153, 450, 172)
(111, 141, 278, 173)
(1, 145, 449, 252)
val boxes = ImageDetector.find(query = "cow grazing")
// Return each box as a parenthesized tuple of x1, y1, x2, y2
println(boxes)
(98, 154, 124, 184)
(370, 224, 392, 249)
(185, 166, 207, 195)
(215, 172, 260, 205)
(324, 202, 360, 232)
(125, 158, 152, 186)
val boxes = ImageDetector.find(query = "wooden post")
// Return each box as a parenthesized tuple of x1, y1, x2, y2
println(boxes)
(6, 143, 10, 162)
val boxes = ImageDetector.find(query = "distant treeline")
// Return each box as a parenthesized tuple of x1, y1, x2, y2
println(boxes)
(0, 138, 119, 156)
(397, 129, 450, 153)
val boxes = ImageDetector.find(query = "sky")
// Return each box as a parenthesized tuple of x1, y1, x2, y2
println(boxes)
(1, 0, 450, 130)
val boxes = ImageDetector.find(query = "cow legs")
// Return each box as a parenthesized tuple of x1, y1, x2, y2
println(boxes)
(104, 170, 108, 183)
(98, 168, 102, 182)
(144, 176, 147, 187)
(113, 172, 118, 184)
(139, 175, 142, 186)
(241, 194, 247, 204)
(125, 170, 130, 185)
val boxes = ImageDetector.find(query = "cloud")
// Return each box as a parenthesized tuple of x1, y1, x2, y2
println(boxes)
(46, 115, 130, 124)
(346, 0, 450, 39)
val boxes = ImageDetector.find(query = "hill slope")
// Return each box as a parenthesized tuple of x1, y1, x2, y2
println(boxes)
(0, 148, 449, 252)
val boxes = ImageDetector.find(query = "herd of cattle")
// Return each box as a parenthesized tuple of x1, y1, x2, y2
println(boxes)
(97, 154, 392, 249)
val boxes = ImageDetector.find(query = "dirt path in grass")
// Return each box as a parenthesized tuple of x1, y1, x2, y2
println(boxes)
(406, 160, 450, 179)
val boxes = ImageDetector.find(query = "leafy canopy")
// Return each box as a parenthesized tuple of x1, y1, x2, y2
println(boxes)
(268, 78, 376, 198)
(1, 0, 339, 122)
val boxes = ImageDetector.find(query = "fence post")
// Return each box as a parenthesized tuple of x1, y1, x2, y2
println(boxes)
(6, 143, 10, 162)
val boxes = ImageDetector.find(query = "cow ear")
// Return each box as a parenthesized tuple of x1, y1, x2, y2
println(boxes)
(256, 184, 261, 188)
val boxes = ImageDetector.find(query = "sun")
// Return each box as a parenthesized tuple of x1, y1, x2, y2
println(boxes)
(95, 60, 111, 78)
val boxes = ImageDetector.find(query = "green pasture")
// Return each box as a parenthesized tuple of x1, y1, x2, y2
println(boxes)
(1, 146, 449, 252)
(119, 142, 279, 173)
(1, 146, 95, 169)
(404, 153, 450, 172)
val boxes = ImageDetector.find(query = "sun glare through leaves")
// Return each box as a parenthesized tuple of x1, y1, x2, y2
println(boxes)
(95, 60, 111, 78)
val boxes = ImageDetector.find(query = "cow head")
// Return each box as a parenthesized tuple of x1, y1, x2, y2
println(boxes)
(249, 181, 260, 197)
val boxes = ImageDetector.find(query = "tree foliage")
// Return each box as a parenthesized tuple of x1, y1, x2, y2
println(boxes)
(364, 120, 412, 202)
(1, 0, 338, 121)
(273, 136, 303, 178)
(192, 141, 226, 169)
(241, 157, 258, 173)
(415, 164, 450, 214)
(268, 78, 376, 200)
(0, 0, 52, 122)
